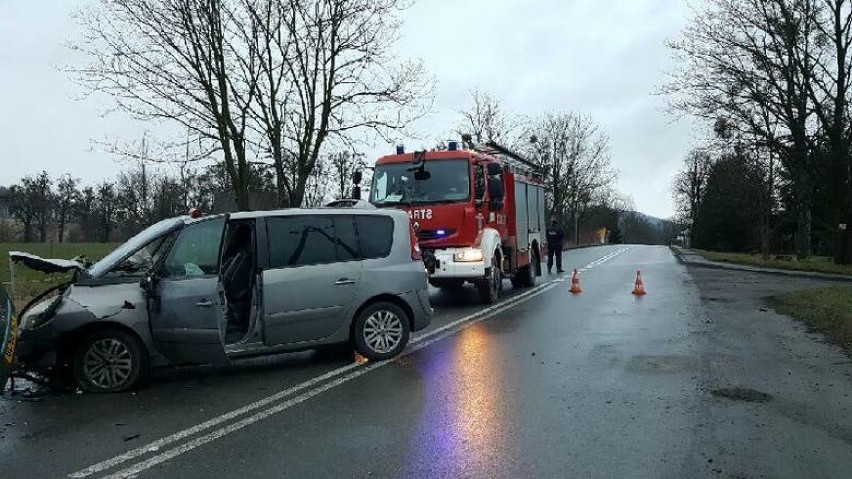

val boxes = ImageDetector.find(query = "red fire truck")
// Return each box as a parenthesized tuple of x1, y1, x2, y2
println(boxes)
(366, 139, 546, 303)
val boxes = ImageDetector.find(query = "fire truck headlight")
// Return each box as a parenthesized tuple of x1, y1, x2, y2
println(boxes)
(454, 248, 484, 263)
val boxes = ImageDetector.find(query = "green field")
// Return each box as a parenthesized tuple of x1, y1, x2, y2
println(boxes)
(772, 286, 852, 351)
(0, 243, 118, 307)
(693, 249, 852, 276)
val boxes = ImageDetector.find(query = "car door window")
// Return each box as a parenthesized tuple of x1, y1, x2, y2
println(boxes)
(355, 216, 394, 259)
(267, 216, 337, 268)
(333, 216, 360, 262)
(163, 218, 226, 277)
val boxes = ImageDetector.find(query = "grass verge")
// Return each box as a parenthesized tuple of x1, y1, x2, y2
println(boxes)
(771, 286, 852, 351)
(693, 249, 852, 276)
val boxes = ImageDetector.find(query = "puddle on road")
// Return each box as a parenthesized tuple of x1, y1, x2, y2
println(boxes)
(710, 387, 773, 403)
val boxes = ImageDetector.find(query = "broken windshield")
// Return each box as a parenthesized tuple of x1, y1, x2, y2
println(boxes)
(87, 217, 184, 278)
(370, 159, 470, 206)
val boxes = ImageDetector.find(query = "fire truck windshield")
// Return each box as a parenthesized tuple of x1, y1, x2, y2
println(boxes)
(370, 159, 470, 206)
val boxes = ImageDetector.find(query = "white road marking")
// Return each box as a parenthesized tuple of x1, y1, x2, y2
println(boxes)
(581, 247, 629, 270)
(98, 283, 559, 479)
(68, 364, 359, 478)
(70, 279, 561, 479)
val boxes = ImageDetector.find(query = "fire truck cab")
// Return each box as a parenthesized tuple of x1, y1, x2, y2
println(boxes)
(369, 140, 546, 303)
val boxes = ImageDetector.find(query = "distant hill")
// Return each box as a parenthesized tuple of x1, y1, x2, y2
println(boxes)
(619, 211, 678, 245)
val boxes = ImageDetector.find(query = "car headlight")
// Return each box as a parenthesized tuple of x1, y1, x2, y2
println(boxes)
(19, 295, 62, 330)
(454, 248, 484, 262)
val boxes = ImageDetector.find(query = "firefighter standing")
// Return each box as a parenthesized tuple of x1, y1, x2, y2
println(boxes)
(546, 219, 566, 274)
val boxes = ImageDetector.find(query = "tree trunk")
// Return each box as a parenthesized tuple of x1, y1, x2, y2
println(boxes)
(795, 191, 812, 259)
(272, 146, 291, 208)
(760, 213, 770, 260)
(291, 173, 309, 208)
(22, 222, 33, 243)
(761, 150, 774, 260)
(833, 139, 851, 264)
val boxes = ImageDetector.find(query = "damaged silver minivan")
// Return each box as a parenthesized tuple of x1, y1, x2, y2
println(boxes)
(13, 208, 432, 392)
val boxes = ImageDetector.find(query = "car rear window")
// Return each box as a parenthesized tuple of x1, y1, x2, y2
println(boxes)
(267, 216, 337, 268)
(355, 215, 394, 259)
(333, 216, 360, 262)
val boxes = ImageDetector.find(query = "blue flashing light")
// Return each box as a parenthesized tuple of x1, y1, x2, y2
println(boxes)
(447, 140, 459, 151)
(396, 144, 405, 154)
(437, 229, 446, 236)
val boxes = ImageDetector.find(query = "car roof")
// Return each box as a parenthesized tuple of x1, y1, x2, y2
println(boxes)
(228, 207, 407, 220)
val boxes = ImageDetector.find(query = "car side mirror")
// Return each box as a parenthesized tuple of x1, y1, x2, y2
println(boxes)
(487, 163, 503, 176)
(414, 169, 431, 181)
(487, 176, 504, 202)
(352, 171, 363, 185)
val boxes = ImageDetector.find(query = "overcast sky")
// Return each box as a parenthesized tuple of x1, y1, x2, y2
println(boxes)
(0, 0, 697, 218)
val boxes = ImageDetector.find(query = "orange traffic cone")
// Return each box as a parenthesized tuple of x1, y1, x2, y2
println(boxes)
(569, 269, 583, 294)
(354, 352, 369, 365)
(632, 271, 647, 296)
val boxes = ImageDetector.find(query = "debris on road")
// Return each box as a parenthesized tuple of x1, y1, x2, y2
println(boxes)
(710, 387, 773, 403)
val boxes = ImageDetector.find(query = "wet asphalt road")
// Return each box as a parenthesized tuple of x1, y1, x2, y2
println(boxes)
(2, 245, 852, 478)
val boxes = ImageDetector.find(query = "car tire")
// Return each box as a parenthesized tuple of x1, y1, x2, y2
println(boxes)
(477, 255, 502, 304)
(73, 329, 149, 393)
(353, 302, 411, 361)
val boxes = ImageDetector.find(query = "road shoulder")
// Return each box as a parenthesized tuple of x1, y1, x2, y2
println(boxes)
(686, 265, 852, 478)
(671, 246, 852, 282)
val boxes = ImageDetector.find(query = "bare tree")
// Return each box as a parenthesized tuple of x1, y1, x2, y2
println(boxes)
(23, 172, 55, 243)
(301, 159, 329, 208)
(457, 89, 524, 148)
(74, 0, 259, 209)
(74, 186, 99, 242)
(95, 182, 119, 242)
(272, 0, 432, 207)
(54, 174, 80, 243)
(75, 0, 431, 210)
(672, 149, 713, 245)
(665, 0, 822, 257)
(8, 183, 37, 242)
(116, 162, 156, 234)
(798, 0, 852, 262)
(328, 151, 366, 200)
(530, 112, 617, 244)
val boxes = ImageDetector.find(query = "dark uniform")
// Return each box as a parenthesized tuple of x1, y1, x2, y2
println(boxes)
(546, 222, 565, 274)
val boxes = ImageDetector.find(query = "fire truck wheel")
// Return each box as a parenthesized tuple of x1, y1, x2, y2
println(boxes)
(477, 255, 502, 304)
(512, 264, 536, 288)
(430, 279, 464, 290)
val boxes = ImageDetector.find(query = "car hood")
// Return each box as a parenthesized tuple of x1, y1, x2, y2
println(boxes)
(9, 251, 87, 274)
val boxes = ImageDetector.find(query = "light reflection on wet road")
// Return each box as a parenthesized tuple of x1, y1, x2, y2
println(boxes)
(406, 324, 511, 478)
